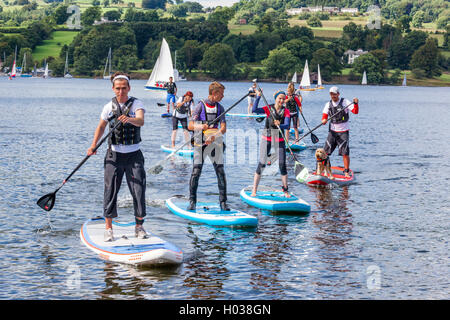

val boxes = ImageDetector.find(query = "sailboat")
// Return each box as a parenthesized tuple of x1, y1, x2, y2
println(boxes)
(402, 73, 407, 86)
(173, 50, 186, 81)
(361, 70, 367, 85)
(43, 61, 49, 78)
(64, 51, 72, 78)
(291, 71, 297, 84)
(10, 46, 17, 78)
(316, 64, 324, 89)
(103, 48, 112, 80)
(299, 60, 315, 91)
(20, 52, 32, 77)
(145, 38, 175, 91)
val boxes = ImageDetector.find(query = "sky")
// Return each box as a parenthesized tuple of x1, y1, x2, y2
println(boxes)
(192, 0, 241, 8)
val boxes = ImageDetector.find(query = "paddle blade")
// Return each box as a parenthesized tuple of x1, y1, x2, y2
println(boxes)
(148, 163, 163, 175)
(311, 133, 319, 144)
(255, 117, 265, 123)
(294, 162, 310, 183)
(37, 192, 56, 211)
(157, 103, 165, 107)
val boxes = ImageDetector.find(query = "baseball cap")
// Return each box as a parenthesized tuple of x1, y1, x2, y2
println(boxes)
(329, 86, 340, 94)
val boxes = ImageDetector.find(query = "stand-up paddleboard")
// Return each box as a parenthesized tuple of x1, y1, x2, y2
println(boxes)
(80, 217, 183, 266)
(226, 113, 265, 118)
(304, 166, 355, 187)
(166, 197, 258, 227)
(289, 128, 304, 135)
(286, 140, 307, 151)
(240, 186, 310, 213)
(161, 145, 193, 157)
(161, 113, 172, 118)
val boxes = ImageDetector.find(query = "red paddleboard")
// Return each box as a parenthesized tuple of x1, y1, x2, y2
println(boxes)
(305, 166, 354, 187)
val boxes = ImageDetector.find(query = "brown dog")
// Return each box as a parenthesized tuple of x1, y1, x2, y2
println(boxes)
(315, 148, 333, 179)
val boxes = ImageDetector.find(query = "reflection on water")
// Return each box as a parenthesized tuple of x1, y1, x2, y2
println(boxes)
(0, 78, 449, 299)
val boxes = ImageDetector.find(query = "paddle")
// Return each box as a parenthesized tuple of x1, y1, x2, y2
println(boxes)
(252, 80, 305, 179)
(148, 92, 250, 175)
(293, 101, 355, 144)
(157, 102, 165, 107)
(36, 105, 133, 212)
(299, 111, 319, 144)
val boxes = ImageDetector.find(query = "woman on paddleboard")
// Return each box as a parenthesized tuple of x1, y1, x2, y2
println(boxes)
(285, 82, 302, 145)
(251, 89, 291, 197)
(171, 91, 194, 148)
(321, 86, 359, 178)
(87, 72, 147, 242)
(187, 82, 229, 211)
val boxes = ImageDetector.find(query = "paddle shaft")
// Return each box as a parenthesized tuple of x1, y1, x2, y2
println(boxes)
(295, 102, 355, 143)
(253, 82, 300, 163)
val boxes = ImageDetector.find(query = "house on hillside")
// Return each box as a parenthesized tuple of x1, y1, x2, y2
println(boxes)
(323, 7, 339, 14)
(343, 49, 368, 64)
(341, 8, 359, 15)
(286, 8, 310, 15)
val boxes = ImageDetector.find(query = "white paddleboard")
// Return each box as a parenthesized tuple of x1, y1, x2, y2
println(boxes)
(80, 217, 183, 266)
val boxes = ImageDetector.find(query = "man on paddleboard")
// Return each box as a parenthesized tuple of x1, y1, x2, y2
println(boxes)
(164, 76, 177, 114)
(87, 72, 147, 242)
(187, 81, 229, 211)
(321, 86, 359, 178)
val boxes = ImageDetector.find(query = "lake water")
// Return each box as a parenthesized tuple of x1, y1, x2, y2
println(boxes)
(0, 77, 449, 300)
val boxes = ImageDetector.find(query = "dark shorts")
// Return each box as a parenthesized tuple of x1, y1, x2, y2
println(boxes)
(172, 116, 188, 130)
(324, 130, 350, 156)
(290, 113, 299, 128)
(103, 150, 146, 219)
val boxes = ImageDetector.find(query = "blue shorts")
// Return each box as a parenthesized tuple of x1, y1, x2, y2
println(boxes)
(166, 94, 176, 104)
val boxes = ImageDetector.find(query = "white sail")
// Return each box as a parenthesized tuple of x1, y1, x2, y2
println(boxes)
(11, 60, 16, 78)
(103, 48, 112, 80)
(64, 51, 72, 78)
(291, 71, 297, 83)
(43, 62, 49, 78)
(402, 73, 407, 86)
(361, 71, 367, 85)
(317, 64, 323, 87)
(300, 60, 311, 88)
(145, 38, 175, 90)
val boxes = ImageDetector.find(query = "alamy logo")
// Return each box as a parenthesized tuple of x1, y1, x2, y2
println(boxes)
(366, 5, 382, 30)
(66, 5, 82, 30)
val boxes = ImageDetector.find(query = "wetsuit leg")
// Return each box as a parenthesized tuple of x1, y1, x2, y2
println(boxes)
(124, 150, 146, 219)
(104, 151, 125, 219)
(189, 163, 203, 203)
(256, 139, 271, 175)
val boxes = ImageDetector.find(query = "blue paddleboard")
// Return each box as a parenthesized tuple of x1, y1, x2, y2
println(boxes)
(240, 186, 310, 213)
(161, 113, 172, 118)
(80, 217, 183, 266)
(289, 128, 304, 135)
(286, 140, 307, 151)
(161, 145, 193, 157)
(166, 197, 258, 227)
(226, 113, 266, 118)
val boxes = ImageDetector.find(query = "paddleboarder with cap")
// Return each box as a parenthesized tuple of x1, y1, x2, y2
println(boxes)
(187, 81, 229, 211)
(321, 86, 359, 178)
(87, 72, 147, 242)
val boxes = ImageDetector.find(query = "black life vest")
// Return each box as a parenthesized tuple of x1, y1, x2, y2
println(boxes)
(109, 97, 141, 145)
(174, 97, 193, 117)
(263, 104, 286, 139)
(328, 98, 349, 124)
(285, 94, 299, 115)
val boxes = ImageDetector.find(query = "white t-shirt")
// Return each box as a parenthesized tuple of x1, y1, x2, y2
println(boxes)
(100, 98, 145, 153)
(322, 98, 354, 132)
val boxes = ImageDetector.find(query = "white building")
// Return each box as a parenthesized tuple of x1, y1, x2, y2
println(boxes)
(341, 8, 359, 15)
(286, 8, 310, 15)
(344, 49, 368, 64)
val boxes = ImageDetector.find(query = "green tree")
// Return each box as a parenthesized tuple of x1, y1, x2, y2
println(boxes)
(81, 6, 102, 27)
(410, 38, 441, 78)
(200, 43, 236, 79)
(352, 53, 384, 84)
(396, 15, 412, 33)
(307, 16, 322, 28)
(142, 0, 166, 10)
(179, 39, 204, 72)
(310, 48, 341, 81)
(104, 10, 121, 21)
(168, 4, 188, 17)
(208, 6, 234, 25)
(412, 10, 425, 28)
(53, 4, 70, 25)
(262, 47, 298, 80)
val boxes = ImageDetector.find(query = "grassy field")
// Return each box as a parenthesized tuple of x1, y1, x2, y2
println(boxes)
(32, 31, 79, 62)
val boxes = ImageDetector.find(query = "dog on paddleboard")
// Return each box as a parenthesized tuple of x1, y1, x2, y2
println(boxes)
(315, 148, 333, 179)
